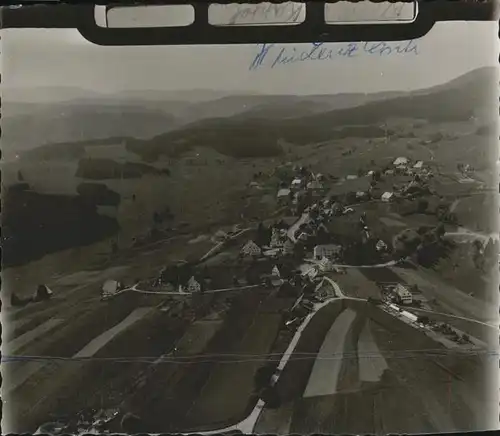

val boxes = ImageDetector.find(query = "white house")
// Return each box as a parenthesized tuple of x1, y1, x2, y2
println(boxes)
(277, 188, 291, 199)
(413, 160, 424, 169)
(394, 283, 412, 304)
(318, 256, 335, 272)
(356, 191, 367, 200)
(381, 192, 394, 202)
(393, 157, 409, 166)
(241, 240, 262, 257)
(376, 240, 388, 252)
(186, 276, 202, 293)
(314, 244, 342, 260)
(291, 178, 303, 188)
(346, 175, 358, 180)
(102, 280, 123, 299)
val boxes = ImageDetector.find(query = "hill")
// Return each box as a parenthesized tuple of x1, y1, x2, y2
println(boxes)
(125, 67, 495, 161)
(2, 105, 177, 158)
(2, 186, 119, 267)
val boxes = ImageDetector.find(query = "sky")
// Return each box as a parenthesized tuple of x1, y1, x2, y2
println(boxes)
(0, 20, 497, 97)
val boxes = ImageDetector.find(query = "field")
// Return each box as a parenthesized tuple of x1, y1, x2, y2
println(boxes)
(3, 66, 498, 433)
(256, 300, 497, 434)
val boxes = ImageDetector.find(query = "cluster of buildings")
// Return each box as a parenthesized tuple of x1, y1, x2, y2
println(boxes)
(276, 167, 326, 213)
(369, 157, 433, 204)
(380, 282, 413, 305)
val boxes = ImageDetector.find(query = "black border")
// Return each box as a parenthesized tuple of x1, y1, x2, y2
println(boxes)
(1, 1, 497, 45)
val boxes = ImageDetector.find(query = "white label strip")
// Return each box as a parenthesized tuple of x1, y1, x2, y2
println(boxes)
(325, 1, 417, 23)
(209, 2, 306, 26)
(104, 5, 195, 28)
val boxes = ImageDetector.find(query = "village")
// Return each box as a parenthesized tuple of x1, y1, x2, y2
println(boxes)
(104, 154, 452, 303)
(6, 148, 494, 435)
(99, 152, 482, 360)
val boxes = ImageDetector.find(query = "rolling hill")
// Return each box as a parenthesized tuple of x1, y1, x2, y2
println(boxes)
(12, 66, 496, 164)
(124, 67, 496, 161)
(2, 105, 177, 158)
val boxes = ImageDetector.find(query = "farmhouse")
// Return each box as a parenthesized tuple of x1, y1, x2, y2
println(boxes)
(394, 283, 412, 304)
(186, 276, 202, 293)
(314, 244, 342, 260)
(277, 188, 291, 200)
(381, 191, 394, 202)
(393, 157, 409, 166)
(318, 257, 335, 272)
(241, 240, 262, 257)
(376, 239, 388, 252)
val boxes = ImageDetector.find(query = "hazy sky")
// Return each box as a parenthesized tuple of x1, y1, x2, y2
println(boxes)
(1, 21, 497, 96)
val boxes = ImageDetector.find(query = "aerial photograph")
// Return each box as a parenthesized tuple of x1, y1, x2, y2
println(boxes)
(1, 24, 499, 435)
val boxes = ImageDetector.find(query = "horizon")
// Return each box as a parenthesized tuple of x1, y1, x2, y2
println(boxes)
(2, 65, 496, 104)
(1, 21, 497, 98)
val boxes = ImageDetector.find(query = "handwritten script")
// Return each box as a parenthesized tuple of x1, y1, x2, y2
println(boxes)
(212, 1, 415, 26)
(325, 1, 415, 22)
(249, 41, 419, 70)
(211, 2, 304, 25)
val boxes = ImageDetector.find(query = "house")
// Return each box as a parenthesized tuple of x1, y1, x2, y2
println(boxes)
(376, 240, 388, 252)
(270, 228, 285, 248)
(102, 280, 123, 299)
(277, 188, 291, 200)
(393, 157, 409, 166)
(305, 266, 319, 280)
(367, 170, 375, 176)
(314, 244, 342, 260)
(385, 169, 395, 175)
(356, 191, 367, 200)
(318, 256, 335, 272)
(413, 160, 424, 169)
(381, 192, 394, 202)
(346, 175, 358, 180)
(291, 178, 303, 189)
(393, 283, 412, 304)
(241, 240, 262, 257)
(263, 248, 280, 258)
(186, 276, 202, 293)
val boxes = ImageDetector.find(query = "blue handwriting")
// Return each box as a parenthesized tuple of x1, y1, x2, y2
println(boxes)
(249, 41, 419, 70)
